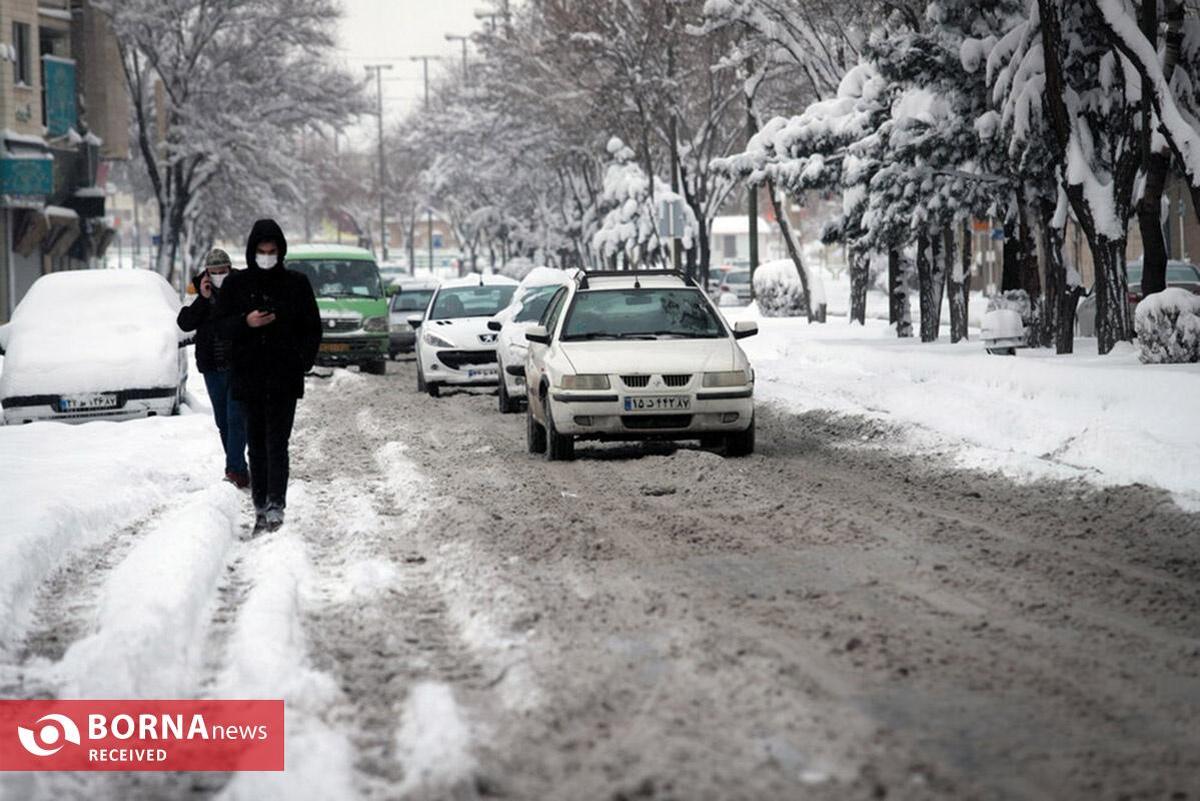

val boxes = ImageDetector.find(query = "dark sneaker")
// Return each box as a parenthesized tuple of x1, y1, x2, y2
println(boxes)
(252, 511, 269, 535)
(224, 470, 251, 490)
(264, 505, 285, 532)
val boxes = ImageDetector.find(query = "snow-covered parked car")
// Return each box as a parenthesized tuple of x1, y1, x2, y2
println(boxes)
(1077, 260, 1200, 337)
(0, 269, 188, 425)
(524, 269, 758, 461)
(489, 266, 578, 414)
(410, 274, 518, 397)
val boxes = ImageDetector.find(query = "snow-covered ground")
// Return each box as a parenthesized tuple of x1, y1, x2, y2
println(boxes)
(724, 304, 1200, 509)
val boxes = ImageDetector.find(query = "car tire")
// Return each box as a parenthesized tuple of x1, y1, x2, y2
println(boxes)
(725, 416, 755, 457)
(427, 382, 441, 398)
(363, 358, 387, 375)
(699, 434, 722, 449)
(986, 347, 1016, 356)
(544, 396, 575, 462)
(526, 402, 546, 454)
(498, 373, 519, 414)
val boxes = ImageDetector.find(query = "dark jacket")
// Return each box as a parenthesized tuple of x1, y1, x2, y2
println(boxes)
(214, 219, 322, 401)
(176, 274, 233, 374)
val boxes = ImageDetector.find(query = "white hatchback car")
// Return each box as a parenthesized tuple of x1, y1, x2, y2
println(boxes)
(0, 269, 188, 425)
(410, 274, 518, 397)
(524, 270, 758, 460)
(489, 267, 578, 414)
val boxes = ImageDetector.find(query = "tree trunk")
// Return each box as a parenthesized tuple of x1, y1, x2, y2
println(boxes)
(849, 249, 869, 325)
(917, 232, 946, 342)
(1037, 197, 1080, 354)
(948, 222, 970, 343)
(889, 248, 913, 338)
(765, 178, 812, 321)
(1093, 236, 1131, 354)
(1001, 211, 1024, 292)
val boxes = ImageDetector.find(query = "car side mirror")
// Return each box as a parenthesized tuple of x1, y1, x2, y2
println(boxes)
(487, 320, 503, 332)
(407, 314, 424, 330)
(732, 321, 758, 339)
(526, 325, 551, 345)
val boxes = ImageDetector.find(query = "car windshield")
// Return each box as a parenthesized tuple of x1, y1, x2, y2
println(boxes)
(430, 285, 517, 319)
(724, 272, 750, 285)
(514, 285, 563, 323)
(560, 288, 725, 341)
(391, 290, 435, 312)
(1127, 263, 1143, 284)
(1167, 264, 1200, 282)
(290, 260, 383, 299)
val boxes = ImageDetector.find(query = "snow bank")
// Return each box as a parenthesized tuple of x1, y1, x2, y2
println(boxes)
(752, 259, 808, 317)
(52, 484, 241, 697)
(722, 307, 1200, 508)
(0, 269, 183, 398)
(0, 411, 223, 655)
(395, 682, 478, 795)
(1134, 288, 1200, 364)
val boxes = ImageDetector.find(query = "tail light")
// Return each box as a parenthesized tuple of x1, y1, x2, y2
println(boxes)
(1127, 291, 1142, 304)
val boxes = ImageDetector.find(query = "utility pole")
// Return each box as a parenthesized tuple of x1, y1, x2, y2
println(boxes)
(746, 56, 760, 300)
(427, 207, 435, 274)
(365, 64, 393, 261)
(445, 34, 470, 83)
(666, 4, 682, 274)
(409, 56, 437, 108)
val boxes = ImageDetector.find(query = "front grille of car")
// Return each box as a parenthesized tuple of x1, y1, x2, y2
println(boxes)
(662, 374, 692, 387)
(438, 350, 498, 369)
(323, 318, 361, 334)
(621, 375, 651, 388)
(622, 414, 693, 430)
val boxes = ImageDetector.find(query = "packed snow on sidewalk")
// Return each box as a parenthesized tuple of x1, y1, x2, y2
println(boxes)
(724, 305, 1200, 509)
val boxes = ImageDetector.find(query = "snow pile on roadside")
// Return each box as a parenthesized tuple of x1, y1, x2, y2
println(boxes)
(1135, 288, 1200, 364)
(726, 307, 1200, 507)
(0, 413, 223, 655)
(395, 682, 478, 796)
(753, 259, 809, 317)
(53, 484, 241, 697)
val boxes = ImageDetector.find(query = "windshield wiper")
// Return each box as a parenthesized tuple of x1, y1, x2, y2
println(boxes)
(562, 332, 625, 341)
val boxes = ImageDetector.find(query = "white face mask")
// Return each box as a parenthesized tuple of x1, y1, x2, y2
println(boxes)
(256, 253, 278, 270)
(209, 272, 228, 289)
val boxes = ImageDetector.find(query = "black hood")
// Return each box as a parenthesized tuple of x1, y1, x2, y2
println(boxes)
(245, 218, 288, 272)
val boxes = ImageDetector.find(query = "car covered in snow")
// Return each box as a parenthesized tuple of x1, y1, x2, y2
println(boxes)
(489, 266, 578, 413)
(410, 274, 518, 397)
(388, 276, 440, 357)
(524, 269, 758, 461)
(0, 269, 188, 425)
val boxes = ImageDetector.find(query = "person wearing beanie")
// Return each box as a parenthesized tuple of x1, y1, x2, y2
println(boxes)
(214, 220, 322, 534)
(177, 248, 249, 489)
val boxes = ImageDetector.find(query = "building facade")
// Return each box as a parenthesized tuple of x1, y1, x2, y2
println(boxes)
(0, 0, 124, 322)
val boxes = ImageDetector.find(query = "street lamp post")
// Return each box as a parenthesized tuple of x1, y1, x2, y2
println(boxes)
(409, 56, 437, 108)
(364, 63, 393, 261)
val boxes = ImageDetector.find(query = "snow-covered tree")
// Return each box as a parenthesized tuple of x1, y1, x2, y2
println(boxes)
(97, 0, 364, 287)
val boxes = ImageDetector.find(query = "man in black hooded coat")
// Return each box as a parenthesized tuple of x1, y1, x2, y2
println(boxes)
(215, 219, 322, 533)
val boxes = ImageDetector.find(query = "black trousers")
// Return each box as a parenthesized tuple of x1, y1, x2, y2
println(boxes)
(242, 394, 298, 510)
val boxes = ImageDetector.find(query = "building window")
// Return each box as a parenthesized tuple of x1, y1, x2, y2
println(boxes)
(13, 22, 31, 86)
(723, 235, 737, 259)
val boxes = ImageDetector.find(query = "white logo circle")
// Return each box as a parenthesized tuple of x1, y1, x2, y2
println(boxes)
(17, 714, 81, 757)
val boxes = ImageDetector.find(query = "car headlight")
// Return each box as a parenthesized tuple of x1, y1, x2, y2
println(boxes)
(560, 374, 610, 390)
(703, 370, 750, 388)
(423, 331, 455, 349)
(364, 316, 388, 333)
(389, 323, 406, 333)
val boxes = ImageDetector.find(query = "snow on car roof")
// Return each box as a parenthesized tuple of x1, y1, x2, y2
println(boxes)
(439, 273, 519, 289)
(517, 266, 577, 290)
(288, 244, 376, 261)
(582, 273, 691, 290)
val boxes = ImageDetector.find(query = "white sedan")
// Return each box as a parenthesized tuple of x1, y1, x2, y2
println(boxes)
(524, 270, 758, 461)
(489, 267, 578, 414)
(0, 269, 188, 425)
(409, 274, 518, 397)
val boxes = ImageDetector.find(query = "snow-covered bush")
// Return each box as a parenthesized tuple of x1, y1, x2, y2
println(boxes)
(753, 259, 808, 318)
(1134, 289, 1200, 364)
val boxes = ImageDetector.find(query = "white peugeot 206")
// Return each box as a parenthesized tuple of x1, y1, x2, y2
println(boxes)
(524, 270, 758, 461)
(488, 266, 578, 414)
(409, 273, 518, 397)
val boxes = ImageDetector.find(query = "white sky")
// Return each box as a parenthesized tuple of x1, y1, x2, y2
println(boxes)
(336, 0, 486, 145)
